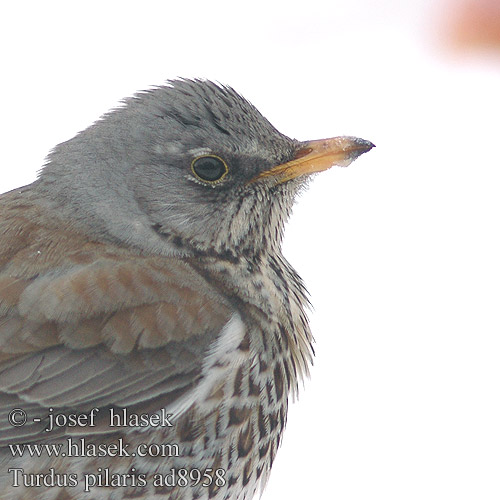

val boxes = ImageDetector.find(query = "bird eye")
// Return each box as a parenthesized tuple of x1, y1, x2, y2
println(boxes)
(191, 155, 228, 184)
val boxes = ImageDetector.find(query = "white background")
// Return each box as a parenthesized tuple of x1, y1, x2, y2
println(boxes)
(1, 1, 500, 499)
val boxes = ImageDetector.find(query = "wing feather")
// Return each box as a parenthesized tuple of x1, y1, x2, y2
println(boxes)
(0, 190, 235, 445)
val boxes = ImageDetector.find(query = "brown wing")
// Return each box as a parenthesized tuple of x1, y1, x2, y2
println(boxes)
(0, 189, 233, 445)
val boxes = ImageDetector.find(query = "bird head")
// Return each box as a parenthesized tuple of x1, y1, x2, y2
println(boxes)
(38, 79, 373, 258)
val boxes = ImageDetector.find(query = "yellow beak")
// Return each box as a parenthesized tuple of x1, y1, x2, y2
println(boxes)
(253, 136, 374, 184)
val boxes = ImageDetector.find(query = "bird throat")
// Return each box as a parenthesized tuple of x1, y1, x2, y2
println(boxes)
(186, 247, 313, 391)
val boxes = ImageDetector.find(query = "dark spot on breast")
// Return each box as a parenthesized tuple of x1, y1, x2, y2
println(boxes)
(279, 323, 290, 350)
(258, 405, 267, 439)
(237, 421, 253, 458)
(269, 412, 278, 432)
(208, 478, 221, 498)
(269, 255, 286, 285)
(275, 332, 283, 353)
(177, 417, 196, 442)
(266, 380, 273, 405)
(256, 465, 264, 480)
(260, 327, 269, 351)
(259, 356, 268, 373)
(233, 366, 244, 396)
(219, 249, 239, 264)
(238, 332, 250, 351)
(279, 406, 287, 431)
(207, 454, 223, 498)
(173, 236, 183, 247)
(275, 433, 282, 449)
(242, 459, 253, 486)
(290, 356, 298, 380)
(283, 361, 291, 392)
(227, 406, 251, 427)
(269, 442, 276, 467)
(206, 384, 224, 401)
(248, 372, 260, 397)
(215, 410, 223, 438)
(273, 364, 284, 401)
(259, 441, 270, 459)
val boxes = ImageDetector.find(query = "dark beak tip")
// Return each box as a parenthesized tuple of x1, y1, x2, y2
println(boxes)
(347, 138, 375, 162)
(356, 138, 376, 153)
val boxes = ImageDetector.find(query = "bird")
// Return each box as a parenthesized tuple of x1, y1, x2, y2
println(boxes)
(0, 79, 373, 500)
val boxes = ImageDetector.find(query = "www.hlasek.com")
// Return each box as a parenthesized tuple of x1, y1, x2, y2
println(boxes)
(9, 437, 180, 458)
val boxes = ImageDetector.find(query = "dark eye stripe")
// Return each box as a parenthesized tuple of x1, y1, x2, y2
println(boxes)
(191, 155, 228, 184)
